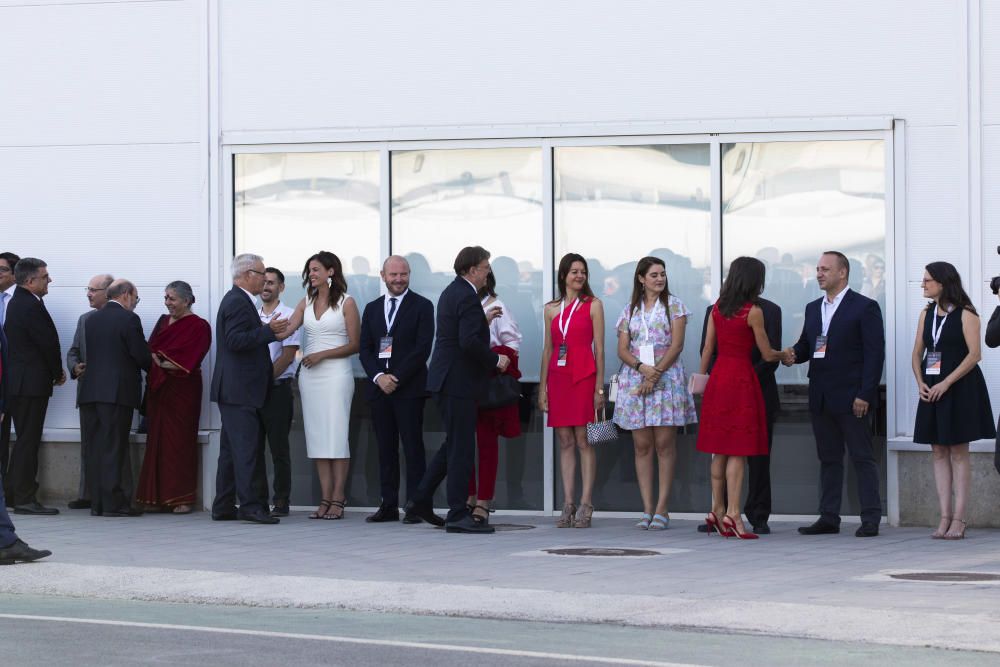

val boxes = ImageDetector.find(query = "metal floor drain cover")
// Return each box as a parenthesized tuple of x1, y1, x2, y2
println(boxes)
(889, 572, 1000, 583)
(544, 547, 660, 557)
(493, 523, 535, 531)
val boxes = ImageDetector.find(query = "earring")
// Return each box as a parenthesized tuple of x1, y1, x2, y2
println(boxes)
(327, 277, 333, 288)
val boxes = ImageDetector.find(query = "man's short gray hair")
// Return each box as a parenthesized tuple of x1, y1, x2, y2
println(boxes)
(231, 253, 263, 280)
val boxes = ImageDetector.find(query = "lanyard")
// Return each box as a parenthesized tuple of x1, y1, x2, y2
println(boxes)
(639, 299, 660, 343)
(558, 298, 582, 339)
(385, 296, 401, 331)
(931, 307, 950, 351)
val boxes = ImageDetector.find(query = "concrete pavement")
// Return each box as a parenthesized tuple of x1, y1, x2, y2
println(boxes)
(2, 510, 999, 654)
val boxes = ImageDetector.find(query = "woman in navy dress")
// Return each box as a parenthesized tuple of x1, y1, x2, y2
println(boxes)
(911, 261, 995, 540)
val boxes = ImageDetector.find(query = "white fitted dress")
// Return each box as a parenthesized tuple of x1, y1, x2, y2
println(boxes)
(298, 296, 354, 459)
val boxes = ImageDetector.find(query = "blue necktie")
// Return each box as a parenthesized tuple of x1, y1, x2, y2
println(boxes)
(387, 297, 397, 329)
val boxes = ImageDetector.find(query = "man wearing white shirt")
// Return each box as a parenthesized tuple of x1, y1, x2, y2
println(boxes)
(255, 267, 301, 517)
(0, 251, 19, 477)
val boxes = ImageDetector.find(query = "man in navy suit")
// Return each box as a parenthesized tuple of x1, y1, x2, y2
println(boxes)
(785, 251, 885, 537)
(404, 247, 510, 533)
(359, 256, 434, 523)
(210, 253, 288, 525)
(0, 316, 52, 563)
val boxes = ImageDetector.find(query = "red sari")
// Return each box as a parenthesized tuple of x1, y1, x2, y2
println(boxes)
(135, 313, 212, 508)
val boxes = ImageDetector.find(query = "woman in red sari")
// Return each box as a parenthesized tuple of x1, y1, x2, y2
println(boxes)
(136, 281, 212, 514)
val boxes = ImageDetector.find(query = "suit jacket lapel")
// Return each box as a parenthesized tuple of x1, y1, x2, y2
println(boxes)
(826, 289, 854, 339)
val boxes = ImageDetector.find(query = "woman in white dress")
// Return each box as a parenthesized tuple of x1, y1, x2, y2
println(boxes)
(285, 251, 360, 520)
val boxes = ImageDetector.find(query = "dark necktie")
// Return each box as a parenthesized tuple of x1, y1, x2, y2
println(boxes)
(387, 297, 397, 329)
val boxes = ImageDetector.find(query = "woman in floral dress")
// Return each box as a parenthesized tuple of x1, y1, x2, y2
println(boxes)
(613, 257, 697, 530)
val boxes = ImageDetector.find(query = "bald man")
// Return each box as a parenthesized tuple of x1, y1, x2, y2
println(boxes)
(359, 256, 435, 522)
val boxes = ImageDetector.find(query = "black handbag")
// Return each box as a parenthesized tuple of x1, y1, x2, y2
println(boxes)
(480, 374, 521, 410)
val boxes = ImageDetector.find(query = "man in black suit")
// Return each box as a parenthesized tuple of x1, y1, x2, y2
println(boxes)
(211, 253, 288, 525)
(986, 297, 1000, 474)
(359, 256, 434, 523)
(0, 251, 20, 477)
(404, 247, 510, 534)
(79, 280, 151, 517)
(698, 297, 782, 534)
(784, 251, 885, 537)
(3, 258, 64, 515)
(0, 319, 51, 563)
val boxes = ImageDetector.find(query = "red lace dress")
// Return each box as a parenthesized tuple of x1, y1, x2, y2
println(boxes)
(695, 303, 768, 457)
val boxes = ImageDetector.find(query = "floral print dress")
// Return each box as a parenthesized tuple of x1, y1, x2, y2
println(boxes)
(612, 295, 698, 430)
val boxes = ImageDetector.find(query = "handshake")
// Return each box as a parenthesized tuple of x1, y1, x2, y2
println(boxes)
(779, 348, 797, 367)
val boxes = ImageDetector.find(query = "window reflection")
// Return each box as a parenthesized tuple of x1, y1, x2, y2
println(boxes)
(722, 140, 886, 384)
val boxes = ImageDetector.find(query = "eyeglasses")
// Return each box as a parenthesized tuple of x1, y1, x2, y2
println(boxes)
(247, 269, 266, 277)
(86, 287, 106, 294)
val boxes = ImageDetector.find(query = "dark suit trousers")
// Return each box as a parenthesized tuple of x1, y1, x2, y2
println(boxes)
(82, 402, 134, 514)
(77, 406, 133, 504)
(414, 394, 476, 522)
(5, 396, 49, 506)
(743, 410, 776, 525)
(810, 410, 882, 525)
(214, 403, 265, 516)
(256, 382, 293, 505)
(0, 410, 11, 481)
(372, 392, 426, 507)
(0, 471, 17, 547)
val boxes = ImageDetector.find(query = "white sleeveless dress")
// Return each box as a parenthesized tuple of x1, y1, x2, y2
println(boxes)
(298, 295, 354, 459)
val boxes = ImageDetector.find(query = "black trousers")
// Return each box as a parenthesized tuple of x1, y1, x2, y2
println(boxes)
(810, 409, 882, 526)
(82, 402, 134, 514)
(77, 406, 133, 502)
(413, 393, 476, 523)
(4, 396, 49, 506)
(256, 381, 294, 505)
(0, 409, 11, 481)
(214, 403, 266, 517)
(371, 393, 426, 507)
(742, 410, 776, 526)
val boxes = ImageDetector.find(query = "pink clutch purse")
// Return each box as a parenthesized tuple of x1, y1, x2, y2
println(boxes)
(687, 373, 709, 395)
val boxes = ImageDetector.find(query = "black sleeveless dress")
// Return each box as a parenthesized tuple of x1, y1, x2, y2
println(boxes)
(913, 307, 996, 445)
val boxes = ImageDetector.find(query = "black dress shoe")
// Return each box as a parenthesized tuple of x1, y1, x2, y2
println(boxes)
(270, 504, 290, 517)
(0, 539, 52, 565)
(211, 512, 238, 521)
(13, 502, 59, 516)
(366, 505, 400, 523)
(696, 523, 710, 533)
(855, 522, 879, 537)
(798, 519, 840, 535)
(752, 521, 771, 535)
(402, 501, 445, 527)
(67, 498, 92, 510)
(445, 515, 495, 534)
(104, 508, 144, 517)
(240, 511, 279, 524)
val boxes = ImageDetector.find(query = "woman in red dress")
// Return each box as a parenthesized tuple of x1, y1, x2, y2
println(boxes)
(696, 258, 783, 539)
(136, 281, 212, 513)
(539, 253, 605, 529)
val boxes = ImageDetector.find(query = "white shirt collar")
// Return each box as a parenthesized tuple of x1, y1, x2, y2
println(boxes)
(385, 288, 408, 305)
(824, 285, 850, 306)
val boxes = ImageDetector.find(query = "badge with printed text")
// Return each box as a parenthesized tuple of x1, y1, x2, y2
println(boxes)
(925, 351, 942, 376)
(639, 344, 655, 366)
(379, 336, 393, 359)
(557, 342, 568, 367)
(813, 335, 828, 359)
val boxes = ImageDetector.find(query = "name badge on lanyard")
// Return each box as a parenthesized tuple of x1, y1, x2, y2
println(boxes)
(556, 298, 581, 367)
(638, 299, 658, 366)
(378, 336, 393, 360)
(816, 296, 838, 360)
(813, 335, 828, 359)
(925, 308, 950, 376)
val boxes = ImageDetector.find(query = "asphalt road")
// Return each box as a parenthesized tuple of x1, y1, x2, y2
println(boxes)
(0, 595, 990, 667)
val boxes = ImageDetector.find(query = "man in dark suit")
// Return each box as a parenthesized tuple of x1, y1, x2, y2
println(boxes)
(359, 256, 434, 523)
(784, 251, 885, 537)
(3, 258, 64, 515)
(403, 247, 510, 534)
(65, 273, 115, 510)
(0, 318, 51, 563)
(79, 280, 151, 517)
(211, 253, 288, 525)
(984, 295, 1000, 474)
(0, 251, 20, 477)
(698, 297, 782, 534)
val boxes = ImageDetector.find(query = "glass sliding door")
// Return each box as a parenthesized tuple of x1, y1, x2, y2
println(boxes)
(553, 144, 712, 512)
(391, 147, 545, 510)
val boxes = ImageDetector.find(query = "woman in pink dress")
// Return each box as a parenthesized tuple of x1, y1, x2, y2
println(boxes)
(696, 257, 783, 539)
(538, 253, 606, 528)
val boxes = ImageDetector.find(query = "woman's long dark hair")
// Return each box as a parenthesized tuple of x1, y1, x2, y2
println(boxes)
(478, 271, 497, 300)
(717, 256, 766, 317)
(549, 253, 595, 304)
(925, 261, 976, 315)
(302, 251, 348, 312)
(627, 257, 671, 319)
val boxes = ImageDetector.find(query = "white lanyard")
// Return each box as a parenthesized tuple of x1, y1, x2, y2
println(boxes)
(558, 298, 582, 339)
(639, 299, 661, 343)
(931, 307, 950, 351)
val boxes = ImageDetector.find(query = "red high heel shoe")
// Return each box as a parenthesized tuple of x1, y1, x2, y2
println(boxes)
(722, 515, 759, 540)
(706, 512, 735, 537)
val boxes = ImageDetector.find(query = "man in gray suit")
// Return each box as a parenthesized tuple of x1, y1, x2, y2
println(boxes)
(66, 273, 115, 510)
